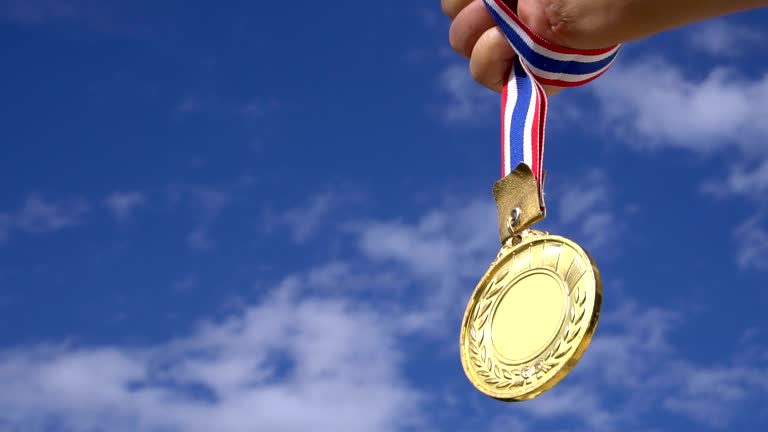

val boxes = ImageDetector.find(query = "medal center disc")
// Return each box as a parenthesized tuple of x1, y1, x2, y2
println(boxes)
(491, 270, 566, 362)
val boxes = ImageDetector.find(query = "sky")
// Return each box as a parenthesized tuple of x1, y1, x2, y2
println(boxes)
(1, 0, 767, 431)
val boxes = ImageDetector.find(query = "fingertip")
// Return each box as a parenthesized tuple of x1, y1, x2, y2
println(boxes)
(441, 0, 474, 19)
(449, 23, 470, 59)
(469, 27, 516, 93)
(449, 0, 496, 59)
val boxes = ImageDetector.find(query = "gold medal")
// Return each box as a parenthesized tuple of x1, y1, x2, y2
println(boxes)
(460, 165, 602, 401)
(458, 0, 619, 403)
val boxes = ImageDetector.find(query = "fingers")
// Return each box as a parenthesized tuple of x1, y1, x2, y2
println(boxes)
(449, 0, 496, 58)
(445, 0, 563, 96)
(469, 27, 516, 93)
(441, 0, 475, 19)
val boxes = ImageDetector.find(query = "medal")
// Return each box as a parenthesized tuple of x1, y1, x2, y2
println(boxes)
(459, 0, 621, 401)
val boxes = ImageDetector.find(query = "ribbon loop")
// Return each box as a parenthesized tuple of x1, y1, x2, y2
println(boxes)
(484, 0, 621, 210)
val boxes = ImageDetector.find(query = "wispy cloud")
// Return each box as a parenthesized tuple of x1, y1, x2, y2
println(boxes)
(0, 195, 90, 243)
(266, 192, 336, 244)
(16, 195, 89, 233)
(176, 96, 205, 113)
(264, 190, 370, 244)
(663, 363, 768, 427)
(0, 213, 11, 243)
(352, 199, 765, 430)
(508, 299, 768, 430)
(687, 19, 765, 57)
(590, 59, 768, 155)
(0, 279, 424, 432)
(354, 199, 499, 333)
(104, 191, 147, 222)
(703, 160, 768, 200)
(549, 169, 622, 253)
(0, 0, 89, 24)
(0, 0, 148, 35)
(186, 225, 213, 251)
(435, 63, 496, 124)
(172, 274, 198, 292)
(593, 53, 768, 272)
(239, 99, 264, 118)
(187, 186, 231, 217)
(733, 214, 768, 271)
(0, 198, 764, 431)
(167, 184, 232, 251)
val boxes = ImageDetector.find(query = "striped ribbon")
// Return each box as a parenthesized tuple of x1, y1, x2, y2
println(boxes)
(484, 0, 620, 205)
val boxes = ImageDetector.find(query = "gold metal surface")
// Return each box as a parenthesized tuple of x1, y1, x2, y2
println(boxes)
(493, 164, 545, 243)
(491, 270, 565, 361)
(460, 230, 602, 401)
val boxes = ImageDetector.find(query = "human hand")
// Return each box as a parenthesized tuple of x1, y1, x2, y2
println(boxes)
(442, 0, 569, 94)
(443, 0, 768, 94)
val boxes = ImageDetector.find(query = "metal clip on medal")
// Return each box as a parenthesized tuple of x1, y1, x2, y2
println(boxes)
(459, 0, 621, 401)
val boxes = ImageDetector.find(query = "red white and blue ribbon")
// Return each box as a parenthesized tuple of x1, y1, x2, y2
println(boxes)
(484, 0, 620, 206)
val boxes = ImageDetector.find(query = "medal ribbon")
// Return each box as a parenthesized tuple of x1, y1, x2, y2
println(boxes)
(484, 0, 621, 208)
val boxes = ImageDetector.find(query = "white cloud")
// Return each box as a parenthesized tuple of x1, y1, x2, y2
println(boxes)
(0, 194, 90, 243)
(104, 191, 147, 222)
(555, 172, 608, 226)
(487, 415, 530, 432)
(352, 173, 624, 333)
(305, 260, 405, 295)
(0, 281, 423, 432)
(173, 275, 198, 292)
(355, 198, 498, 332)
(239, 99, 264, 118)
(0, 0, 144, 35)
(186, 225, 212, 251)
(519, 384, 613, 430)
(275, 192, 336, 243)
(167, 184, 232, 251)
(700, 163, 768, 270)
(591, 54, 768, 272)
(265, 190, 372, 244)
(590, 59, 768, 155)
(549, 169, 620, 252)
(687, 19, 765, 57)
(176, 95, 204, 113)
(0, 0, 84, 23)
(703, 160, 768, 199)
(504, 297, 768, 431)
(11, 194, 89, 234)
(168, 184, 231, 218)
(0, 197, 763, 431)
(733, 215, 768, 270)
(190, 187, 230, 217)
(358, 199, 497, 279)
(0, 213, 10, 243)
(436, 63, 496, 123)
(663, 363, 768, 428)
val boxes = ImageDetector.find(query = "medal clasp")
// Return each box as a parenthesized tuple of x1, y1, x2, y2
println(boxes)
(493, 163, 545, 244)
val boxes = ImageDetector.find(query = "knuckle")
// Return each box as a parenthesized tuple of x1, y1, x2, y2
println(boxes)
(541, 0, 577, 46)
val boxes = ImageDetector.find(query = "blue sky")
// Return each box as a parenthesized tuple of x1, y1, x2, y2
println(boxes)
(1, 1, 767, 431)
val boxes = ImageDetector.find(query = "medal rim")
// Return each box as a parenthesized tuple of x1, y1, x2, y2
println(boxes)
(459, 230, 602, 402)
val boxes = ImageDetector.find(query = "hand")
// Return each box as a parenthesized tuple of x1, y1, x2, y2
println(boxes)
(442, 0, 566, 94)
(443, 0, 768, 94)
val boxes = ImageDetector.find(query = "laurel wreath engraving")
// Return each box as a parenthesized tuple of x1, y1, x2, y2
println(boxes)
(468, 273, 588, 389)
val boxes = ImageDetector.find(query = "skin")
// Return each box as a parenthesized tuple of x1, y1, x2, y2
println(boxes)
(442, 0, 768, 94)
